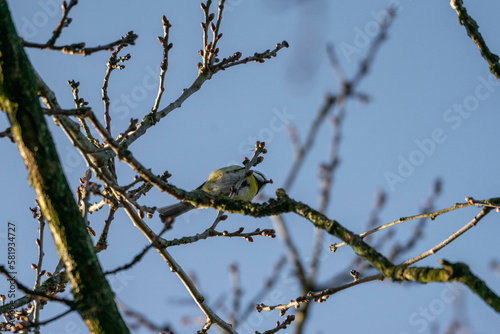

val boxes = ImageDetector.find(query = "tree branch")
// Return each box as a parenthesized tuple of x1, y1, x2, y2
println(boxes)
(0, 3, 129, 331)
(24, 31, 138, 56)
(450, 0, 500, 80)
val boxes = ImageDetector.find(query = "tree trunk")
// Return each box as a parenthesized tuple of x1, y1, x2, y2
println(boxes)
(0, 1, 130, 333)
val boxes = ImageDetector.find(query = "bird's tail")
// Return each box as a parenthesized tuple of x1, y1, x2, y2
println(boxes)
(157, 202, 194, 223)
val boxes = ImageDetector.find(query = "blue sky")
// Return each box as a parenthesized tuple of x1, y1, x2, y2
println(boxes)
(2, 0, 500, 333)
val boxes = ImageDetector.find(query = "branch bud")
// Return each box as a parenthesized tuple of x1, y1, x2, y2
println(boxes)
(162, 15, 169, 27)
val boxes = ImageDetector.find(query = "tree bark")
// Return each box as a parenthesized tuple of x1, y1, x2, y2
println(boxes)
(0, 1, 130, 333)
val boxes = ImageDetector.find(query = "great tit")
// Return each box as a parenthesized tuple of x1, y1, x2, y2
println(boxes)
(158, 165, 270, 223)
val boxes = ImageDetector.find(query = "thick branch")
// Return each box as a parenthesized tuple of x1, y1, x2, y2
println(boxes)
(153, 186, 500, 312)
(0, 2, 129, 332)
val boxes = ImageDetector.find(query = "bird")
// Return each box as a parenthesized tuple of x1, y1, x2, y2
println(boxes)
(157, 165, 270, 223)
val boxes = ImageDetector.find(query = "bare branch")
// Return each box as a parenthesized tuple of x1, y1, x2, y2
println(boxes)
(256, 315, 295, 334)
(330, 194, 493, 252)
(164, 227, 276, 248)
(31, 201, 46, 330)
(451, 0, 500, 80)
(117, 301, 173, 333)
(403, 207, 492, 266)
(228, 263, 241, 327)
(24, 31, 138, 56)
(150, 16, 173, 120)
(45, 0, 78, 47)
(42, 107, 91, 116)
(95, 207, 116, 252)
(271, 215, 308, 287)
(388, 179, 442, 262)
(257, 274, 381, 315)
(122, 41, 287, 147)
(102, 42, 132, 135)
(240, 256, 287, 322)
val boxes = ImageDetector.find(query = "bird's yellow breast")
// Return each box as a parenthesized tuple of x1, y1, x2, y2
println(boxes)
(200, 166, 258, 201)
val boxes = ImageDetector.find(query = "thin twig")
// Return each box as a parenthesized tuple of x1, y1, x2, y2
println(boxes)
(88, 199, 108, 213)
(24, 31, 138, 56)
(200, 0, 212, 67)
(208, 211, 226, 230)
(228, 263, 241, 327)
(207, 0, 226, 66)
(104, 225, 170, 275)
(212, 41, 289, 73)
(95, 207, 117, 253)
(309, 93, 346, 283)
(67, 80, 100, 148)
(283, 94, 335, 191)
(257, 315, 295, 334)
(164, 227, 276, 247)
(32, 200, 46, 332)
(363, 190, 387, 243)
(330, 196, 487, 252)
(117, 300, 173, 332)
(350, 7, 396, 87)
(256, 274, 382, 314)
(150, 16, 172, 121)
(403, 207, 492, 266)
(240, 255, 287, 322)
(102, 42, 131, 135)
(29, 309, 73, 327)
(46, 0, 78, 47)
(271, 215, 307, 287)
(388, 179, 442, 262)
